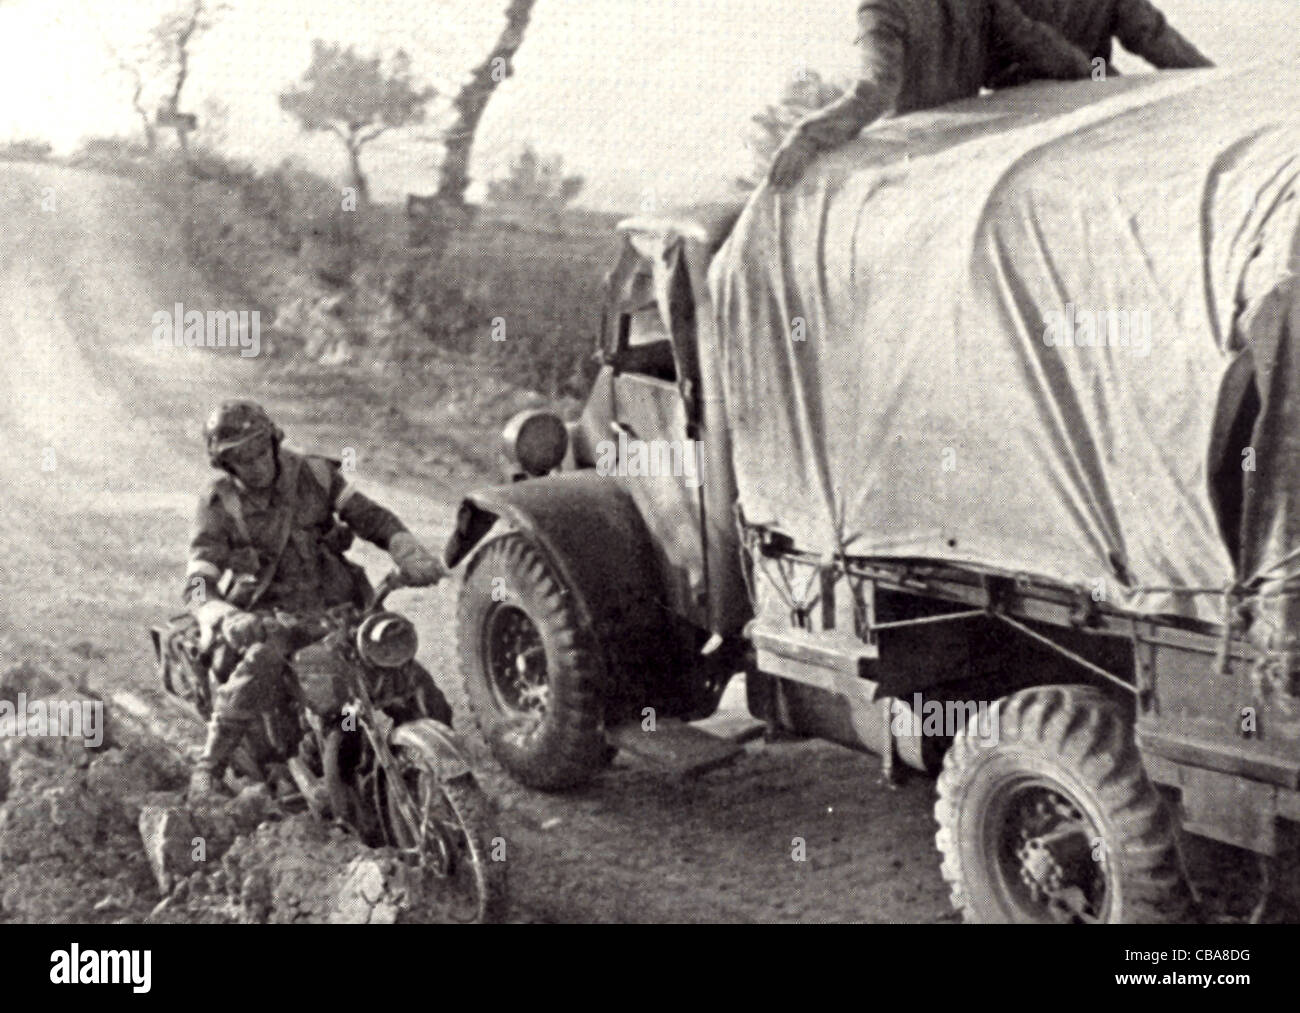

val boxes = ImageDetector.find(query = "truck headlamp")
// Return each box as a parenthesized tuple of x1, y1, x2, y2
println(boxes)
(503, 410, 569, 477)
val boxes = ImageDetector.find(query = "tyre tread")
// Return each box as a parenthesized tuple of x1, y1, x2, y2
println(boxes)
(934, 684, 1190, 923)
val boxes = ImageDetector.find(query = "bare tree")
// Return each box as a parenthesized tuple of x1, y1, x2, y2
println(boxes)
(406, 0, 539, 254)
(150, 0, 227, 158)
(279, 41, 435, 204)
(96, 24, 155, 151)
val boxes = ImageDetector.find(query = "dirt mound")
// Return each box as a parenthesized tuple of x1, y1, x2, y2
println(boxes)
(140, 796, 453, 924)
(151, 815, 434, 924)
(0, 663, 156, 921)
(0, 740, 171, 922)
(0, 662, 460, 924)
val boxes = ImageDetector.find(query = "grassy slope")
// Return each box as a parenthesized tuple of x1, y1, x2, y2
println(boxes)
(300, 206, 622, 483)
(131, 150, 623, 482)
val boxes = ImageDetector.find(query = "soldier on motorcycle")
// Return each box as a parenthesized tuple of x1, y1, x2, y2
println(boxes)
(184, 399, 447, 797)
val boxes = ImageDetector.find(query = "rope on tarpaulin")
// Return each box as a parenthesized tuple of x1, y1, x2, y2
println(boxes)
(1128, 543, 1300, 678)
(1127, 582, 1249, 678)
(1131, 538, 1300, 600)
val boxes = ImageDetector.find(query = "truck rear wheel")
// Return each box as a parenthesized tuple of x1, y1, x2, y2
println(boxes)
(457, 534, 611, 790)
(934, 685, 1189, 923)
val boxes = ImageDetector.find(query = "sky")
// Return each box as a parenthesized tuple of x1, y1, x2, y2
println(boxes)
(0, 0, 1295, 212)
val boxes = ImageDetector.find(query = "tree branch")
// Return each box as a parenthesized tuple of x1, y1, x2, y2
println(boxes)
(355, 123, 390, 147)
(434, 0, 538, 207)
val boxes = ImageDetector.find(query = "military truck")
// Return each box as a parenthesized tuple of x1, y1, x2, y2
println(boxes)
(443, 66, 1300, 923)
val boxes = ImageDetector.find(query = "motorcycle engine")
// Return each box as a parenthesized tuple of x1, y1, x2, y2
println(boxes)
(293, 632, 355, 717)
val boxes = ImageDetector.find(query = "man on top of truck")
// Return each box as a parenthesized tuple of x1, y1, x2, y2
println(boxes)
(769, 0, 1097, 189)
(990, 0, 1212, 86)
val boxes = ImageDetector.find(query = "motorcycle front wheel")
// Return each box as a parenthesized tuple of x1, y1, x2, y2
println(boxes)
(380, 745, 507, 924)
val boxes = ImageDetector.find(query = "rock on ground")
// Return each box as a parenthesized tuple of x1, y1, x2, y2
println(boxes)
(220, 816, 428, 924)
(146, 815, 432, 924)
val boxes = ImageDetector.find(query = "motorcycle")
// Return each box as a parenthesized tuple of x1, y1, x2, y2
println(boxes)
(151, 570, 507, 923)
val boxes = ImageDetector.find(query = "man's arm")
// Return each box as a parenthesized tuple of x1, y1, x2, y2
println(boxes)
(768, 0, 905, 188)
(800, 1, 907, 148)
(1112, 0, 1213, 69)
(990, 0, 1095, 80)
(184, 490, 256, 647)
(332, 475, 407, 552)
(328, 467, 446, 585)
(185, 490, 232, 603)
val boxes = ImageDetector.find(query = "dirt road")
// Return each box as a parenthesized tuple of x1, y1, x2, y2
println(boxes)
(0, 162, 1041, 923)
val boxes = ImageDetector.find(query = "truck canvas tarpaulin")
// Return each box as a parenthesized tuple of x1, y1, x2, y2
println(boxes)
(708, 64, 1300, 624)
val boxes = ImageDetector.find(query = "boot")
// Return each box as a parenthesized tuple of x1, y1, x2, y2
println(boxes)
(188, 718, 247, 799)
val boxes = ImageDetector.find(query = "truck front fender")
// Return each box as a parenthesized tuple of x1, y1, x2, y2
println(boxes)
(445, 471, 665, 630)
(443, 471, 684, 709)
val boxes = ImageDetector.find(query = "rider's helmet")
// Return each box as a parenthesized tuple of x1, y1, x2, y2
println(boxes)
(204, 400, 283, 469)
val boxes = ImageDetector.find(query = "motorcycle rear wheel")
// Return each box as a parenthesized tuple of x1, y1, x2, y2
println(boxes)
(381, 749, 507, 924)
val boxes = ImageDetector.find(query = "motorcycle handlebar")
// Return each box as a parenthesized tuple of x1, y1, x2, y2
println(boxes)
(368, 569, 409, 612)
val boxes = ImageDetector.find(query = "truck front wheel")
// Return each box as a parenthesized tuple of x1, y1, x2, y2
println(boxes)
(934, 685, 1189, 923)
(457, 533, 611, 790)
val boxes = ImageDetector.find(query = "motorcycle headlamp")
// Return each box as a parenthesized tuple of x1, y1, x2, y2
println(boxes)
(356, 612, 419, 668)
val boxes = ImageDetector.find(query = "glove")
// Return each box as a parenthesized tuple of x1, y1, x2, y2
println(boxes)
(768, 129, 820, 190)
(220, 612, 264, 652)
(195, 599, 239, 652)
(388, 530, 447, 587)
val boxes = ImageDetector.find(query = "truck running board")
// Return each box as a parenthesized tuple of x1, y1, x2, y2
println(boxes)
(607, 717, 755, 779)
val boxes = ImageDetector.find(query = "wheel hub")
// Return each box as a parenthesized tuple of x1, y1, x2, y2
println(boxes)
(485, 605, 549, 723)
(997, 782, 1109, 923)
